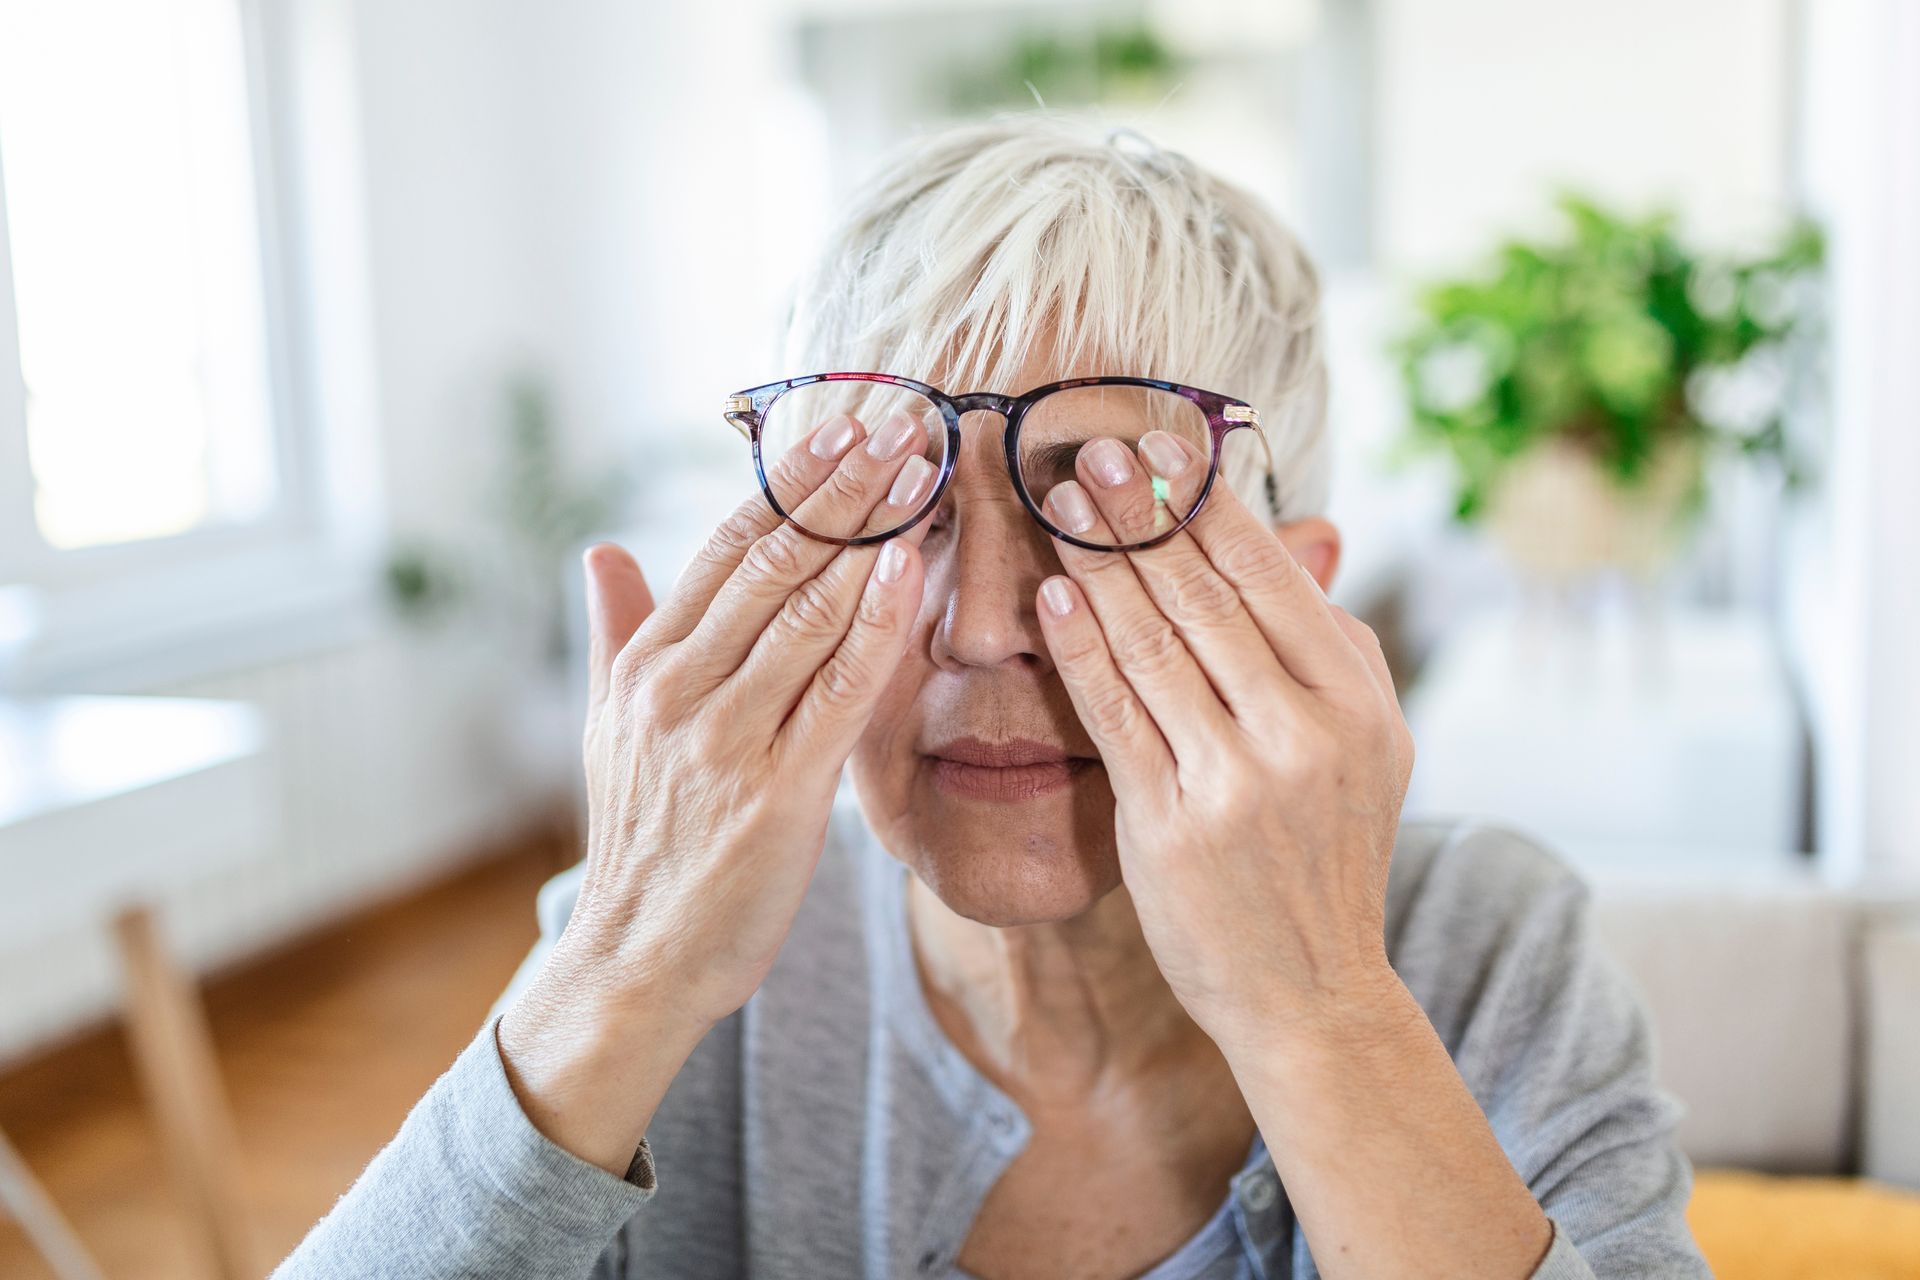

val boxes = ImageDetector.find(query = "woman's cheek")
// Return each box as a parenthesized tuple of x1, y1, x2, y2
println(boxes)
(851, 620, 933, 802)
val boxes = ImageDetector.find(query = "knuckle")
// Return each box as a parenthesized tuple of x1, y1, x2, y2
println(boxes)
(1081, 681, 1141, 741)
(812, 652, 872, 712)
(1215, 527, 1294, 585)
(1073, 545, 1130, 581)
(855, 573, 901, 631)
(1052, 627, 1108, 675)
(1103, 491, 1157, 538)
(1159, 558, 1240, 625)
(610, 644, 650, 702)
(763, 449, 813, 493)
(821, 460, 872, 507)
(627, 671, 676, 726)
(711, 506, 766, 558)
(1108, 613, 1187, 675)
(779, 574, 845, 642)
(742, 528, 810, 582)
(1277, 720, 1337, 776)
(1333, 604, 1381, 648)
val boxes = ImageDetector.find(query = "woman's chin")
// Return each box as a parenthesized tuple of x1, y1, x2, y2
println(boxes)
(896, 770, 1120, 926)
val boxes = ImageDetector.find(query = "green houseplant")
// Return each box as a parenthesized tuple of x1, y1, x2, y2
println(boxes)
(1395, 195, 1823, 580)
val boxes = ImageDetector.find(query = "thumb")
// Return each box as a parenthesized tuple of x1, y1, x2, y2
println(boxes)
(584, 541, 656, 724)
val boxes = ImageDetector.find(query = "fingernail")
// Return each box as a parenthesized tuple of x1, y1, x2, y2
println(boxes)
(1084, 438, 1134, 488)
(889, 455, 933, 507)
(810, 415, 857, 459)
(1046, 481, 1096, 533)
(866, 413, 919, 460)
(876, 541, 908, 584)
(1139, 431, 1190, 477)
(1040, 577, 1075, 617)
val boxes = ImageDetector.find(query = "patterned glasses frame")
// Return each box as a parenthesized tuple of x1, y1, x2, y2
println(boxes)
(721, 373, 1277, 553)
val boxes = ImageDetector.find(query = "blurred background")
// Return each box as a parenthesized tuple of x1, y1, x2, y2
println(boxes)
(1, 0, 1917, 1276)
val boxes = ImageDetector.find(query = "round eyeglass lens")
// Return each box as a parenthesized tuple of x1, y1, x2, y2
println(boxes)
(1016, 385, 1211, 547)
(758, 379, 947, 541)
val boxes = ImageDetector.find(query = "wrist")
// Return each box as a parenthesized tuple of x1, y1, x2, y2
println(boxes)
(495, 946, 712, 1176)
(1211, 959, 1417, 1076)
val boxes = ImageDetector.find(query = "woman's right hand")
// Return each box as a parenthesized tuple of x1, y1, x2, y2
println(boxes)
(497, 411, 937, 1174)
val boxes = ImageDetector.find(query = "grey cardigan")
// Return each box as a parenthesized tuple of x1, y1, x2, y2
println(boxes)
(273, 789, 1710, 1279)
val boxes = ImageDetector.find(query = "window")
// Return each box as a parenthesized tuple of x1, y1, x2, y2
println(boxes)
(0, 0, 284, 562)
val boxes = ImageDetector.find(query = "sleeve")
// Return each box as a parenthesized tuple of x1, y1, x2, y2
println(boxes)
(1438, 834, 1711, 1280)
(271, 863, 653, 1280)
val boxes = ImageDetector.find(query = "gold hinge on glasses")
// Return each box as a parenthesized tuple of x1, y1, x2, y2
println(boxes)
(722, 394, 754, 441)
(1224, 404, 1282, 519)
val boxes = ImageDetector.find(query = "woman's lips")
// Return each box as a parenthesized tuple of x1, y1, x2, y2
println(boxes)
(924, 737, 1095, 802)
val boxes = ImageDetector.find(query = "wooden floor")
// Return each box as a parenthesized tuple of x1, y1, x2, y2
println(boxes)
(0, 834, 570, 1279)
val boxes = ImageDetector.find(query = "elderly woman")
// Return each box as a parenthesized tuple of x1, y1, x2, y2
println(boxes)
(276, 117, 1706, 1280)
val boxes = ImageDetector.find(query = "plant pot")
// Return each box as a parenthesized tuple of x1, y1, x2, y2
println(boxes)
(1482, 437, 1703, 582)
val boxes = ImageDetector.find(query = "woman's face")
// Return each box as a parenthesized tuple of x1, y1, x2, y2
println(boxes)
(848, 379, 1116, 927)
(846, 345, 1327, 927)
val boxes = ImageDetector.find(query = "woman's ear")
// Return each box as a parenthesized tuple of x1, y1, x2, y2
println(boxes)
(1275, 517, 1341, 595)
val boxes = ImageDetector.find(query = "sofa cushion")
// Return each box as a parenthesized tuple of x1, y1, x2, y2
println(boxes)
(1585, 861, 1854, 1173)
(1689, 1170, 1920, 1280)
(1864, 914, 1920, 1187)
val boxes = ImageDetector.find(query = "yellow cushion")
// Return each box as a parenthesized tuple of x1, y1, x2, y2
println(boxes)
(1689, 1169, 1920, 1280)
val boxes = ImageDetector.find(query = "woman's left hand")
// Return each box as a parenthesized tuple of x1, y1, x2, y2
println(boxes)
(1034, 429, 1415, 1057)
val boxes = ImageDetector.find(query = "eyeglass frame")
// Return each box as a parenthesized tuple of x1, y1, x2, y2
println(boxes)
(721, 372, 1277, 553)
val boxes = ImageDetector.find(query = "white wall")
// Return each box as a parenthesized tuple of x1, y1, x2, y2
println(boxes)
(482, 0, 801, 457)
(1789, 0, 1920, 886)
(1374, 0, 1795, 274)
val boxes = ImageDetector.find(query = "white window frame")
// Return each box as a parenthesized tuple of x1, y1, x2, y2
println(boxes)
(0, 0, 384, 689)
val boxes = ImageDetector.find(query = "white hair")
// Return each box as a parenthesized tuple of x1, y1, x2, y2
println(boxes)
(783, 113, 1331, 521)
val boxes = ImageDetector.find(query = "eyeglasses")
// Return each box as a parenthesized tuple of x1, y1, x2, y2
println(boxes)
(721, 373, 1275, 552)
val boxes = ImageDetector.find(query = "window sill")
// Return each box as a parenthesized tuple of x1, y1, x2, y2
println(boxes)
(3, 536, 383, 692)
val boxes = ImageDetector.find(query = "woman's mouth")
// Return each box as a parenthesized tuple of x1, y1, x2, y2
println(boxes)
(924, 736, 1096, 802)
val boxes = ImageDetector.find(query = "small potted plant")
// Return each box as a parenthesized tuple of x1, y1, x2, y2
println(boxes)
(1395, 195, 1823, 582)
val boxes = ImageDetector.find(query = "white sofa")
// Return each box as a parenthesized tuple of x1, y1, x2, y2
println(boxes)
(1584, 852, 1920, 1184)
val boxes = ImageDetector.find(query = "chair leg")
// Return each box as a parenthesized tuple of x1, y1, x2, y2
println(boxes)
(112, 904, 253, 1280)
(0, 1127, 105, 1280)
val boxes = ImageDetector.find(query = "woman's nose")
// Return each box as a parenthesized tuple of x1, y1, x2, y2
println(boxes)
(928, 429, 1057, 674)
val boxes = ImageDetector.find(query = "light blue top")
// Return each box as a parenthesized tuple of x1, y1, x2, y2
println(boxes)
(273, 789, 1711, 1279)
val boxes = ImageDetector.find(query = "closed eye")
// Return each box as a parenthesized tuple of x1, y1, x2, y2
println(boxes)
(1019, 436, 1146, 490)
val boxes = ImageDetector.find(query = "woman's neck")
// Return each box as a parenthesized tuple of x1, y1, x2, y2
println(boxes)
(903, 871, 1214, 1104)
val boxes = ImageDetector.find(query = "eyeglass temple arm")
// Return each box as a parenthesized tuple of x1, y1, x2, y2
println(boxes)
(1223, 404, 1282, 522)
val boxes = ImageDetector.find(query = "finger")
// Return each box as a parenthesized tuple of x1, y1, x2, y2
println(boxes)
(778, 537, 926, 763)
(677, 408, 936, 692)
(1041, 478, 1236, 762)
(1173, 455, 1369, 692)
(1076, 432, 1299, 719)
(1330, 604, 1397, 703)
(584, 542, 656, 724)
(1034, 573, 1174, 787)
(725, 455, 938, 723)
(1327, 605, 1416, 775)
(639, 414, 869, 656)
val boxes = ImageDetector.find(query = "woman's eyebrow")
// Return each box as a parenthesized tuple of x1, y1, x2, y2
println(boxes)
(1023, 435, 1147, 476)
